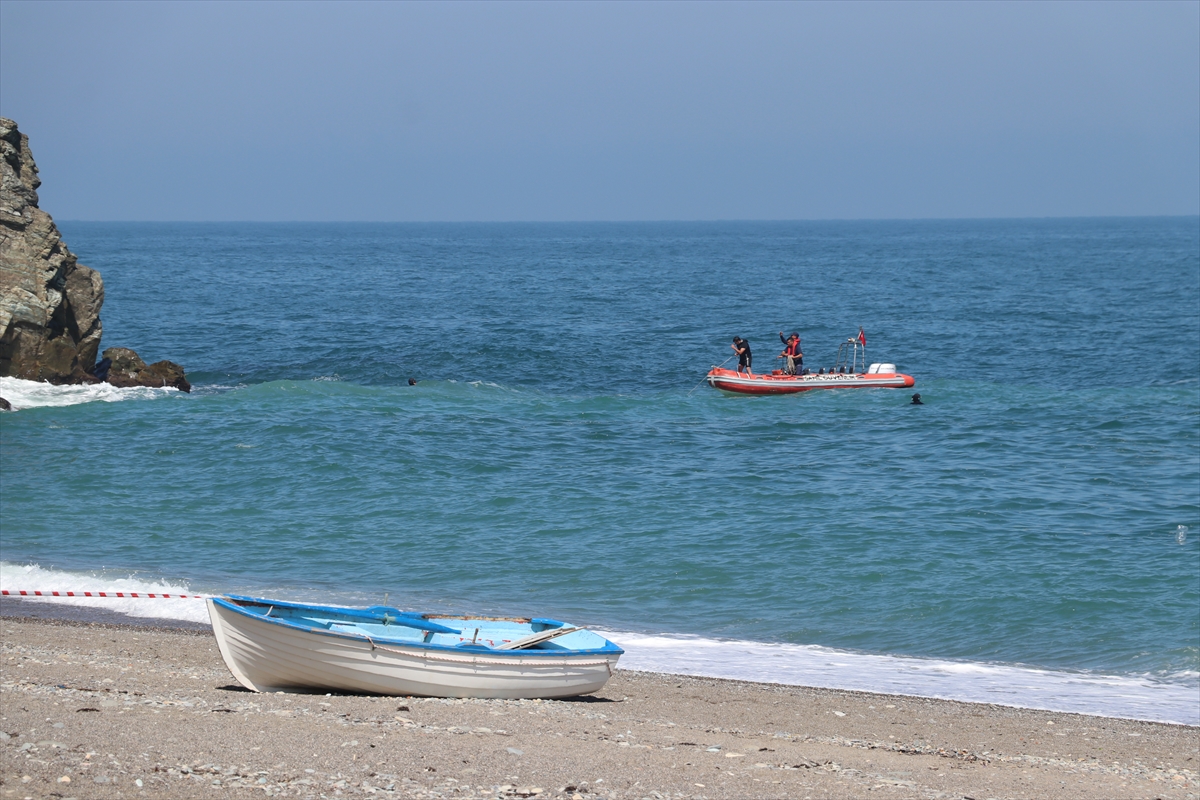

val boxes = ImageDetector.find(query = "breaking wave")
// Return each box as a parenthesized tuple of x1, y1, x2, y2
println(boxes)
(0, 376, 179, 410)
(0, 562, 211, 624)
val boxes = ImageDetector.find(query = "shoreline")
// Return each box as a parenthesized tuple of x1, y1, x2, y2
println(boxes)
(0, 596, 211, 631)
(3, 596, 1196, 728)
(2, 606, 1198, 798)
(6, 597, 1195, 729)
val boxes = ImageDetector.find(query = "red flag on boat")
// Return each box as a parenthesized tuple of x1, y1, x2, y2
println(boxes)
(858, 327, 867, 346)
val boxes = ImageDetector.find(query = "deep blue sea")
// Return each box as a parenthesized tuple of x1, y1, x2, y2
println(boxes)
(2, 219, 1198, 723)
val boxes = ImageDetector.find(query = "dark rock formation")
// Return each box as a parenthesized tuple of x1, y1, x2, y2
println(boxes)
(0, 118, 189, 392)
(0, 396, 10, 411)
(102, 347, 190, 393)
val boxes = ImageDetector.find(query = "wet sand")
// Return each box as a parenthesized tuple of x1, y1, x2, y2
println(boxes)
(1, 606, 1197, 800)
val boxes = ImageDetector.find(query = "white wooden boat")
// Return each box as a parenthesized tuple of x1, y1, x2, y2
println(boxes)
(207, 595, 623, 699)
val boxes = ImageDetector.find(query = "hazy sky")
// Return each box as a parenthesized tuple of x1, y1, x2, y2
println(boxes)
(1, 1, 1197, 221)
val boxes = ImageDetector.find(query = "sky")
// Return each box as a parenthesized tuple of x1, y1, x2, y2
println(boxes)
(1, 1, 1197, 222)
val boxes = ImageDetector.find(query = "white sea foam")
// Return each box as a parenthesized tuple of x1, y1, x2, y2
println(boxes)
(190, 383, 244, 395)
(604, 630, 1200, 726)
(2, 561, 1195, 725)
(0, 376, 178, 410)
(0, 563, 211, 624)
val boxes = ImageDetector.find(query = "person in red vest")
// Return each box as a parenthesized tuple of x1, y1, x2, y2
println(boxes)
(778, 331, 803, 375)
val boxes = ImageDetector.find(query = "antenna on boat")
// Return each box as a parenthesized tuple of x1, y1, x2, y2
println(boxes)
(835, 331, 867, 374)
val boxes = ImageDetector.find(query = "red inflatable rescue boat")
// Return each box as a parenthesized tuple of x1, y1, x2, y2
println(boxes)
(705, 334, 915, 395)
(705, 365, 915, 395)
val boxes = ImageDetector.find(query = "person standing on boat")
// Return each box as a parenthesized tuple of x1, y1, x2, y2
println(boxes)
(778, 332, 803, 375)
(732, 337, 753, 374)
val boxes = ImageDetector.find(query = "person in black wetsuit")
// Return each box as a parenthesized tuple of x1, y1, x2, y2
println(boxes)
(732, 337, 752, 374)
(92, 357, 112, 382)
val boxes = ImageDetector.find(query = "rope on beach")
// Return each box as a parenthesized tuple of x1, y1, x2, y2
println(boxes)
(1, 589, 209, 599)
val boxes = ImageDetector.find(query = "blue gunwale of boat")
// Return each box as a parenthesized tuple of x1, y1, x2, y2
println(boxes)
(214, 596, 624, 657)
(224, 594, 468, 633)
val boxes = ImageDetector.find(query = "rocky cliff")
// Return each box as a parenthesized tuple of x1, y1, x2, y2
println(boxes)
(0, 118, 188, 394)
(0, 117, 104, 382)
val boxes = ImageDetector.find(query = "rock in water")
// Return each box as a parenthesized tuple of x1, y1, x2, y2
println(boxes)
(0, 118, 189, 391)
(102, 347, 191, 393)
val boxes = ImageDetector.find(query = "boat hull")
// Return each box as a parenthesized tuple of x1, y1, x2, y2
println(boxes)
(705, 367, 915, 395)
(208, 598, 620, 699)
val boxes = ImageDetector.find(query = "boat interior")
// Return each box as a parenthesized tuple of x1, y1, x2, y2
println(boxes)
(217, 595, 620, 653)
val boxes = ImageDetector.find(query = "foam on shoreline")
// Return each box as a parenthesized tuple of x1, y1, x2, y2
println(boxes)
(0, 563, 211, 624)
(3, 561, 1196, 726)
(608, 630, 1199, 726)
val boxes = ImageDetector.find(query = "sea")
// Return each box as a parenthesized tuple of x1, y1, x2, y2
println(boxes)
(1, 218, 1197, 725)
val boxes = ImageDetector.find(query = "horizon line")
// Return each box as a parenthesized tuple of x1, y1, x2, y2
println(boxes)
(55, 214, 1200, 224)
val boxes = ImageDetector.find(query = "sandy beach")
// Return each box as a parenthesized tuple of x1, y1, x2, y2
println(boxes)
(0, 607, 1196, 800)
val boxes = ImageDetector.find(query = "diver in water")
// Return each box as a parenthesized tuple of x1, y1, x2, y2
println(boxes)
(911, 393, 923, 405)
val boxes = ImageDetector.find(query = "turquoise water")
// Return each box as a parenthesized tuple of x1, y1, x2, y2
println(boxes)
(1, 219, 1197, 719)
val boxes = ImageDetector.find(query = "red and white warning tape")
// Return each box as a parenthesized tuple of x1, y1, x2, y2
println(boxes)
(1, 589, 209, 599)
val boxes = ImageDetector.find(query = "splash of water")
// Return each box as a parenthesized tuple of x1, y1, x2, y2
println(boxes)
(1178, 525, 1189, 546)
(0, 376, 178, 410)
